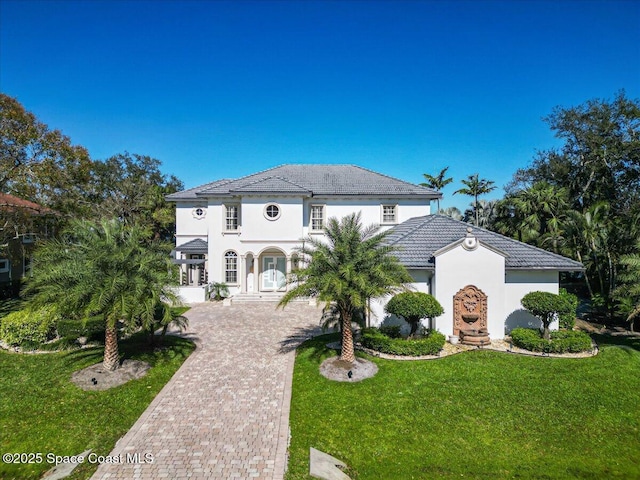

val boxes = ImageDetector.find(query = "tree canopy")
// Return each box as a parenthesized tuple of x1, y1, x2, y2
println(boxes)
(0, 94, 183, 240)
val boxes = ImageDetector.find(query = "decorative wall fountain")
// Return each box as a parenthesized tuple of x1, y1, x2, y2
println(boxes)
(453, 285, 490, 346)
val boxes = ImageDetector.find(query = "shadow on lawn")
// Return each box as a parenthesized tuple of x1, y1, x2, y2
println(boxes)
(592, 332, 640, 352)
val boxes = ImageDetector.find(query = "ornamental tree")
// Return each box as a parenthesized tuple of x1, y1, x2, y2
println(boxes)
(385, 292, 444, 337)
(521, 291, 573, 340)
(278, 212, 412, 364)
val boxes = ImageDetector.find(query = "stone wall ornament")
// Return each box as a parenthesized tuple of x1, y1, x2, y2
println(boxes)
(462, 227, 478, 251)
(453, 285, 489, 344)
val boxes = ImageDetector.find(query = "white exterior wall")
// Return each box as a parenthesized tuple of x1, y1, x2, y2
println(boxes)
(369, 270, 433, 334)
(174, 193, 435, 301)
(302, 197, 430, 236)
(434, 243, 506, 338)
(504, 270, 559, 333)
(174, 202, 209, 246)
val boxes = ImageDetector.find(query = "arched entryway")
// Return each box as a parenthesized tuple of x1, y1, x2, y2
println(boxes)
(259, 248, 287, 292)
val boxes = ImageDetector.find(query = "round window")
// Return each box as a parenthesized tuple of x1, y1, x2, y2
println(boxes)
(192, 207, 206, 219)
(264, 204, 281, 220)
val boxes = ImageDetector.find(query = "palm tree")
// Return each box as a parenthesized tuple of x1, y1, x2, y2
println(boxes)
(24, 219, 179, 370)
(466, 199, 498, 229)
(439, 206, 463, 221)
(420, 167, 453, 213)
(615, 240, 640, 331)
(453, 174, 496, 226)
(278, 212, 412, 363)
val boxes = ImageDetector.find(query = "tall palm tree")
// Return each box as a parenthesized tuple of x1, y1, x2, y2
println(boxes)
(453, 174, 496, 226)
(278, 212, 412, 363)
(420, 167, 453, 213)
(24, 219, 179, 370)
(615, 239, 640, 331)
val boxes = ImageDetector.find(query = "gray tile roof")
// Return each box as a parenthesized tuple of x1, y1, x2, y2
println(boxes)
(166, 165, 440, 199)
(175, 238, 208, 253)
(167, 179, 234, 200)
(385, 215, 584, 271)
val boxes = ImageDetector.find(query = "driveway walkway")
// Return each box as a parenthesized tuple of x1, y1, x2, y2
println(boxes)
(91, 301, 322, 480)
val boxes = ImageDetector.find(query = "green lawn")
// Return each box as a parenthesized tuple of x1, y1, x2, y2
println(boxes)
(287, 333, 640, 479)
(0, 333, 195, 480)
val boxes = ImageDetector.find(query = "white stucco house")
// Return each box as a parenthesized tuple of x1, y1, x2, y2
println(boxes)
(167, 164, 583, 341)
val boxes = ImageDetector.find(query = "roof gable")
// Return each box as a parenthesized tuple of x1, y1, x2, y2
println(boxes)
(175, 238, 208, 253)
(228, 176, 312, 194)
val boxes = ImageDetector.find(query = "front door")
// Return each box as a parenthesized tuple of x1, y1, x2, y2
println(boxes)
(262, 256, 286, 291)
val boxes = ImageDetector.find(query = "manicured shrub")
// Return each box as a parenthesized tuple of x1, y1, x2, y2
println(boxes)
(378, 325, 402, 338)
(0, 307, 58, 347)
(361, 328, 445, 356)
(385, 292, 444, 336)
(558, 288, 578, 329)
(521, 291, 573, 340)
(510, 328, 592, 353)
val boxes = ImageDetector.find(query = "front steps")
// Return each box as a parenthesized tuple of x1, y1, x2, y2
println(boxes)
(224, 293, 315, 305)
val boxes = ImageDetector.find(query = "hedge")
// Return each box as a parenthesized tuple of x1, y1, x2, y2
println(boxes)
(510, 328, 592, 353)
(56, 316, 105, 340)
(0, 307, 58, 347)
(361, 328, 445, 356)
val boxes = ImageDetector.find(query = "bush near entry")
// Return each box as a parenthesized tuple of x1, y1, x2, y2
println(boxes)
(384, 292, 444, 336)
(510, 328, 592, 353)
(361, 327, 446, 356)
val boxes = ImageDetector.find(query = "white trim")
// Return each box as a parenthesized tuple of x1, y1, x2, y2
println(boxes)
(264, 203, 281, 221)
(381, 204, 398, 224)
(310, 204, 325, 232)
(192, 207, 207, 220)
(223, 250, 239, 285)
(223, 203, 240, 232)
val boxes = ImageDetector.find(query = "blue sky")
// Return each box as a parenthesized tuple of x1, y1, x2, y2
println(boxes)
(1, 0, 638, 211)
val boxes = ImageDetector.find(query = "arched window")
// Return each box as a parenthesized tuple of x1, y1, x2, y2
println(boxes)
(224, 251, 238, 284)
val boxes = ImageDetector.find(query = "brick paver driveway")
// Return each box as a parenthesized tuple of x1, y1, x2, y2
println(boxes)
(92, 301, 322, 480)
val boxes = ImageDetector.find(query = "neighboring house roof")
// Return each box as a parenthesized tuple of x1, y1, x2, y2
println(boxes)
(175, 238, 208, 254)
(166, 165, 440, 200)
(385, 215, 584, 271)
(0, 193, 57, 215)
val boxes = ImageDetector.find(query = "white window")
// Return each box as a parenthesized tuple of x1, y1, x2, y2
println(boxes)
(310, 205, 325, 231)
(192, 207, 206, 219)
(225, 204, 239, 231)
(224, 251, 238, 284)
(0, 259, 9, 273)
(264, 203, 281, 220)
(382, 205, 397, 224)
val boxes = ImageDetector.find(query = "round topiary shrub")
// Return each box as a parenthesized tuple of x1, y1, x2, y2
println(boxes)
(385, 292, 444, 336)
(510, 328, 592, 353)
(521, 291, 573, 340)
(0, 306, 59, 347)
(361, 327, 446, 356)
